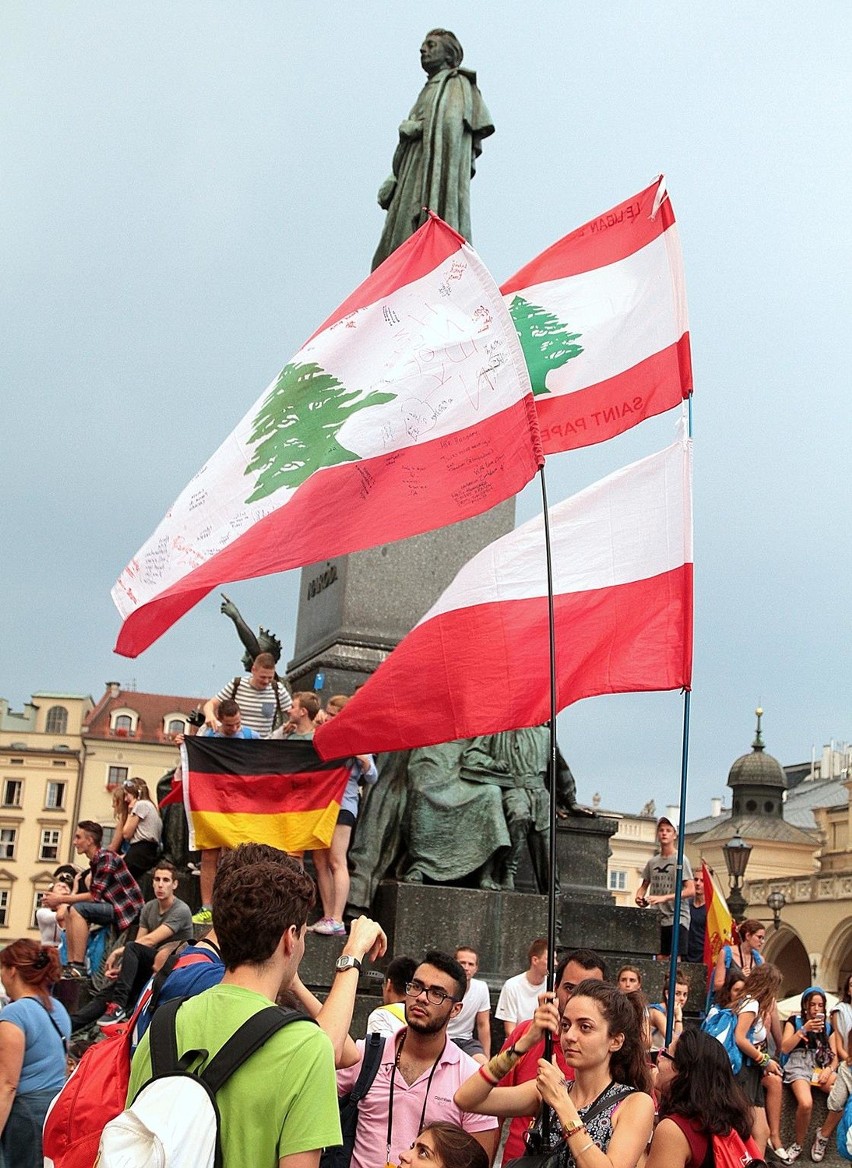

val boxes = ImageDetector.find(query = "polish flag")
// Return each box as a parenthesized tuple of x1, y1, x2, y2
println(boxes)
(501, 176, 692, 454)
(112, 214, 543, 657)
(315, 431, 693, 759)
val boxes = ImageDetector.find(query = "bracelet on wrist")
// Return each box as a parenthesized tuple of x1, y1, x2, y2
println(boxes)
(576, 1141, 594, 1156)
(759, 1052, 770, 1068)
(482, 1046, 522, 1083)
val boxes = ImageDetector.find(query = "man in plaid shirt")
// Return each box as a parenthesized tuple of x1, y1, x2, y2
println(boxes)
(43, 819, 144, 978)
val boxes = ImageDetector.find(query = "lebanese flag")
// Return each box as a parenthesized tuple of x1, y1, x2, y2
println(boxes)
(702, 862, 737, 987)
(315, 431, 692, 759)
(113, 214, 543, 657)
(182, 737, 350, 853)
(501, 176, 691, 454)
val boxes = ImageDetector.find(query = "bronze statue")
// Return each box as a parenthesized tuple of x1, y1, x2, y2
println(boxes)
(346, 732, 594, 913)
(372, 29, 494, 270)
(219, 593, 282, 672)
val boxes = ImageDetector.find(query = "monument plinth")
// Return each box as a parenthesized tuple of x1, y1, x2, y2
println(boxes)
(287, 502, 515, 693)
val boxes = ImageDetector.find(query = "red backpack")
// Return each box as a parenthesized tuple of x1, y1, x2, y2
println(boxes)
(43, 1006, 139, 1168)
(43, 950, 214, 1168)
(710, 1130, 765, 1167)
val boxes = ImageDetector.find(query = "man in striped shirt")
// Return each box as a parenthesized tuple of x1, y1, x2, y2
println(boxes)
(202, 651, 291, 737)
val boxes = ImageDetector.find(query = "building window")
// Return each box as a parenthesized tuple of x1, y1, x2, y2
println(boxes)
(0, 829, 18, 861)
(166, 719, 186, 737)
(0, 890, 9, 927)
(32, 889, 49, 929)
(45, 781, 66, 810)
(107, 766, 129, 790)
(114, 715, 133, 735)
(1, 780, 22, 808)
(45, 706, 68, 734)
(39, 829, 62, 863)
(608, 870, 627, 891)
(52, 760, 68, 767)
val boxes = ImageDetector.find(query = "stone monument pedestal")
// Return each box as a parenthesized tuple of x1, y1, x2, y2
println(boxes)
(287, 503, 515, 695)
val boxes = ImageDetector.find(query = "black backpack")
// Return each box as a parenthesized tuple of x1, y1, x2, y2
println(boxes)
(320, 1033, 385, 1168)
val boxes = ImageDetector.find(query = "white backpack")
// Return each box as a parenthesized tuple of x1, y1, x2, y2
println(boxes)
(96, 996, 306, 1168)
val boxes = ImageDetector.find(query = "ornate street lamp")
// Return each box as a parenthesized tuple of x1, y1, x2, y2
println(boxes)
(723, 828, 752, 922)
(767, 888, 786, 931)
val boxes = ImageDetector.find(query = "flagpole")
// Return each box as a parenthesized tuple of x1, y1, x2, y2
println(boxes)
(538, 466, 559, 1070)
(664, 689, 691, 1044)
(665, 399, 694, 1045)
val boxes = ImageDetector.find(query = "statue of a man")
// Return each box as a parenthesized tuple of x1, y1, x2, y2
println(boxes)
(372, 29, 494, 271)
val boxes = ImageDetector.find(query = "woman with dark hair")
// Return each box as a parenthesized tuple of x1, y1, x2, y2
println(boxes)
(713, 918, 766, 990)
(399, 1121, 488, 1168)
(0, 939, 71, 1168)
(646, 1028, 761, 1167)
(108, 776, 162, 881)
(733, 962, 784, 1156)
(455, 979, 654, 1167)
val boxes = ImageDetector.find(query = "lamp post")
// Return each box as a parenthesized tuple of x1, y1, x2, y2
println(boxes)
(767, 888, 786, 931)
(723, 828, 752, 923)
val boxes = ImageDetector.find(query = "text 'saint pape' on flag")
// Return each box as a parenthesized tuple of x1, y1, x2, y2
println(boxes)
(112, 213, 543, 657)
(315, 428, 693, 760)
(501, 175, 692, 455)
(182, 737, 350, 854)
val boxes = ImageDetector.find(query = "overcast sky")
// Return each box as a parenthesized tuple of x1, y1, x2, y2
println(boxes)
(2, 3, 849, 818)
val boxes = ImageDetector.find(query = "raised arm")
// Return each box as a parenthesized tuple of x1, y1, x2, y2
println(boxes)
(455, 998, 556, 1118)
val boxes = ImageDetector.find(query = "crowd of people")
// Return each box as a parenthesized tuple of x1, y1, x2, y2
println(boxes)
(1, 657, 849, 1166)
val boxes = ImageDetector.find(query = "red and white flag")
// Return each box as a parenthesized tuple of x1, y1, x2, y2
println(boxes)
(315, 430, 693, 759)
(112, 215, 543, 657)
(501, 176, 692, 454)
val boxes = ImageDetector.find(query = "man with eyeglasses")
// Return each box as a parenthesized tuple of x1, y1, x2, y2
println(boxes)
(335, 950, 499, 1168)
(498, 948, 607, 1162)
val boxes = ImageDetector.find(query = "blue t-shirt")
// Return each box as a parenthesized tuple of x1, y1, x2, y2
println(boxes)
(202, 727, 260, 739)
(133, 946, 226, 1048)
(0, 996, 70, 1093)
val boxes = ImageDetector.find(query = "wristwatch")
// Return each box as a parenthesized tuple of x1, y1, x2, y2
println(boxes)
(334, 955, 362, 974)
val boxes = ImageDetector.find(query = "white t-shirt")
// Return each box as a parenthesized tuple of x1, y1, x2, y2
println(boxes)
(364, 1002, 406, 1038)
(495, 971, 544, 1026)
(448, 978, 491, 1041)
(737, 995, 767, 1044)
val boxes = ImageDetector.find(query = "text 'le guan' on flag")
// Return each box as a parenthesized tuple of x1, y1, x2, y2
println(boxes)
(112, 212, 543, 659)
(181, 737, 350, 854)
(702, 861, 737, 986)
(501, 174, 692, 455)
(315, 429, 693, 761)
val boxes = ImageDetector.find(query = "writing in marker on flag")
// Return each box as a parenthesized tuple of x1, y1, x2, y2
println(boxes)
(315, 430, 693, 761)
(501, 175, 692, 453)
(112, 213, 543, 658)
(182, 737, 350, 854)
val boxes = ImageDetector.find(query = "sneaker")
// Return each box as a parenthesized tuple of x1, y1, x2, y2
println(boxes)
(96, 1003, 128, 1029)
(786, 1145, 803, 1163)
(62, 963, 86, 980)
(810, 1133, 829, 1163)
(192, 906, 213, 924)
(312, 918, 347, 936)
(768, 1145, 791, 1163)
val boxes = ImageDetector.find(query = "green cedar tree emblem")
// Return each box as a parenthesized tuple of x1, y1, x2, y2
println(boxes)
(509, 295, 583, 396)
(244, 360, 396, 503)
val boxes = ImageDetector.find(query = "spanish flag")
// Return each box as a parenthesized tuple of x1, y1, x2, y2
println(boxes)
(702, 861, 737, 988)
(182, 737, 350, 854)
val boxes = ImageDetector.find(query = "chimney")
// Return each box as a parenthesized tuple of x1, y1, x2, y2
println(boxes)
(666, 804, 680, 824)
(711, 797, 722, 817)
(106, 681, 121, 699)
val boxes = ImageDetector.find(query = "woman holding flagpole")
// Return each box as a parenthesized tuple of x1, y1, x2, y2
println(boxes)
(455, 981, 654, 1167)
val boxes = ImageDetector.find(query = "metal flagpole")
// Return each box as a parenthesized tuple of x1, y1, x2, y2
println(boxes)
(538, 465, 559, 1072)
(665, 399, 694, 1046)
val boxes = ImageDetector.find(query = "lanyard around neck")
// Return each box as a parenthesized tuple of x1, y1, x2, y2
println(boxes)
(386, 1030, 444, 1165)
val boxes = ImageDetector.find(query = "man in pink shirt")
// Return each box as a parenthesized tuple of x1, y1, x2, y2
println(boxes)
(336, 950, 499, 1168)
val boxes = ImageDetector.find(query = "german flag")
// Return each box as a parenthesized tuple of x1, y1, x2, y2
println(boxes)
(182, 737, 350, 854)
